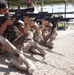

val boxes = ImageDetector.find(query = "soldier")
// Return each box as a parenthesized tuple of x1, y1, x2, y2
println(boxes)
(45, 22, 58, 48)
(0, 0, 36, 74)
(41, 19, 58, 48)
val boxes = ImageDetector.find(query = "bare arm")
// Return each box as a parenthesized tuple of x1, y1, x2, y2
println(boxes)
(0, 18, 13, 35)
(23, 17, 30, 35)
(0, 23, 7, 35)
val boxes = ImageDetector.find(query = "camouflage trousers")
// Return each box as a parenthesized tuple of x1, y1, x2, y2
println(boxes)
(0, 30, 47, 74)
(0, 36, 35, 74)
(44, 30, 58, 48)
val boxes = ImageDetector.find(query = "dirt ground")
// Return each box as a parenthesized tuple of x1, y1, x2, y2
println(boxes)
(0, 26, 74, 75)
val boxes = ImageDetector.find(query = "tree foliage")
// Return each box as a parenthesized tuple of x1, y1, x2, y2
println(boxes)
(6, 0, 66, 7)
(6, 0, 26, 8)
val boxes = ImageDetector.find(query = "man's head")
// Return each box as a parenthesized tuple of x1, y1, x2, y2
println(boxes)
(27, 0, 32, 4)
(0, 0, 9, 14)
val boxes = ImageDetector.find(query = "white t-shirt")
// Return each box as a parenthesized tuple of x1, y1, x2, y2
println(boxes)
(33, 6, 38, 13)
(27, 2, 38, 13)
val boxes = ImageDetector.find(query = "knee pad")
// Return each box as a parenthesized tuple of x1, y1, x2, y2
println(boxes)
(0, 36, 7, 45)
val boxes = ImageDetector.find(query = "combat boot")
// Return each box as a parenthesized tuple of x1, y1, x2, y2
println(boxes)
(45, 42, 54, 48)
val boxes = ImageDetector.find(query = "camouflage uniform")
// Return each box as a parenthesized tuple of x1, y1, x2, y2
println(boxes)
(45, 29, 58, 48)
(0, 18, 35, 74)
(0, 0, 36, 74)
(0, 35, 36, 74)
(31, 22, 43, 43)
(42, 22, 58, 48)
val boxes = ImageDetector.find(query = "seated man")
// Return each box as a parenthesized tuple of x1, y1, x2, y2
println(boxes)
(0, 0, 35, 74)
(42, 20, 58, 48)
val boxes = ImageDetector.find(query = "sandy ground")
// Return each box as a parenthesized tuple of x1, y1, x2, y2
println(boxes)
(0, 26, 74, 75)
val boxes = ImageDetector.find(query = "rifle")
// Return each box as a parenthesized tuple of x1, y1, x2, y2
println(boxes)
(44, 16, 74, 22)
(9, 7, 34, 14)
(0, 12, 74, 28)
(0, 11, 74, 21)
(0, 7, 34, 21)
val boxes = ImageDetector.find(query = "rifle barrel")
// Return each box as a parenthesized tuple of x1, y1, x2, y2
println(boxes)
(51, 12, 74, 14)
(9, 7, 34, 13)
(45, 17, 74, 22)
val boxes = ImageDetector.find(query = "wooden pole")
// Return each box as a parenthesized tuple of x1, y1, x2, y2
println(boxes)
(64, 2, 67, 30)
(40, 0, 44, 12)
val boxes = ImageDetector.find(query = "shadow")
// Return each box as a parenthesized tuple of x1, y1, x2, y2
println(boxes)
(49, 50, 65, 57)
(0, 53, 30, 75)
(45, 47, 65, 57)
(0, 52, 13, 66)
(0, 66, 29, 75)
(25, 52, 48, 65)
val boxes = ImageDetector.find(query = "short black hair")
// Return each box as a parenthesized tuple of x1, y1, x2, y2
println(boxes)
(0, 0, 7, 8)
